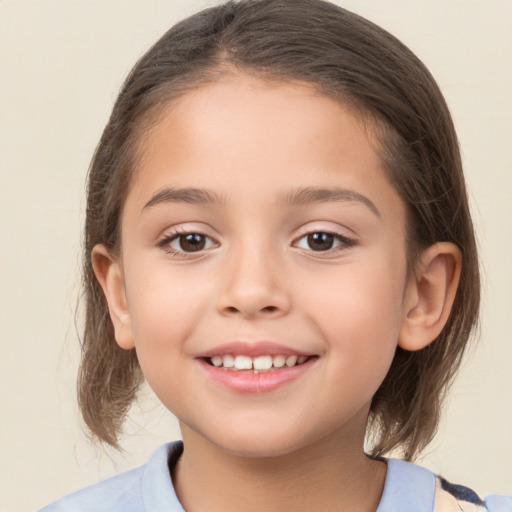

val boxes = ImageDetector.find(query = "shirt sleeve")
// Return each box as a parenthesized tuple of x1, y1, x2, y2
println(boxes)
(484, 495, 512, 512)
(433, 476, 512, 512)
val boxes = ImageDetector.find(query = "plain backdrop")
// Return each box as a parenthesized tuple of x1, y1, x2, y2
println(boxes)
(1, 1, 511, 510)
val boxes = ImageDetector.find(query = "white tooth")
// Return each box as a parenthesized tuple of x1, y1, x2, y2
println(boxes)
(234, 355, 253, 370)
(253, 355, 273, 370)
(297, 356, 307, 364)
(273, 355, 286, 368)
(211, 356, 223, 367)
(223, 355, 235, 368)
(285, 355, 298, 367)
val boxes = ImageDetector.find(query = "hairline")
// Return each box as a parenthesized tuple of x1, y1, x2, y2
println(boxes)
(115, 65, 419, 268)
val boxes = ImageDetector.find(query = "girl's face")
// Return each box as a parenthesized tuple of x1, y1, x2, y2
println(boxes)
(111, 74, 413, 457)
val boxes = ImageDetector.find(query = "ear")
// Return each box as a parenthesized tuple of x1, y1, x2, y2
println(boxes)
(91, 244, 135, 350)
(398, 242, 461, 351)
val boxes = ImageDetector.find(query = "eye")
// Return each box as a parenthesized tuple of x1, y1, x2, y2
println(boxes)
(159, 231, 217, 255)
(294, 231, 354, 252)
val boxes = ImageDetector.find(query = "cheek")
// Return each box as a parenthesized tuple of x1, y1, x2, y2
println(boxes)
(304, 255, 404, 329)
(124, 265, 213, 367)
(123, 270, 208, 410)
(299, 255, 406, 381)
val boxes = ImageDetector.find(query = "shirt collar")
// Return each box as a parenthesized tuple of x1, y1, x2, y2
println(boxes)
(142, 442, 436, 512)
(142, 441, 185, 511)
(377, 458, 436, 512)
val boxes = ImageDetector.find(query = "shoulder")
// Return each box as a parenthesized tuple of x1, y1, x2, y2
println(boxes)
(434, 476, 512, 512)
(381, 459, 512, 512)
(38, 465, 145, 512)
(38, 441, 185, 512)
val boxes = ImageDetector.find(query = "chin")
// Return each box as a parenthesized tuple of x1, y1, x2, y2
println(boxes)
(197, 421, 322, 460)
(217, 437, 306, 459)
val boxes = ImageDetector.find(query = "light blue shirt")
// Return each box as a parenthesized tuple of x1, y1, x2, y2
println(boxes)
(39, 441, 512, 512)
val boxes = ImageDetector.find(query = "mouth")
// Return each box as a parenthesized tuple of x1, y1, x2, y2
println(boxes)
(203, 354, 313, 372)
(197, 342, 318, 394)
(197, 341, 317, 393)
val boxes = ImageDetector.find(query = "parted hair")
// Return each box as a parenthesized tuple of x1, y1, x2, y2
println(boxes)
(79, 0, 480, 460)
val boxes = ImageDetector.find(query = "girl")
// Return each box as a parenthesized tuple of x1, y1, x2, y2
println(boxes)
(38, 0, 511, 510)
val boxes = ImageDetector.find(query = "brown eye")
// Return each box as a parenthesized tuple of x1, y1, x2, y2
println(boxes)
(307, 232, 334, 251)
(294, 231, 354, 253)
(159, 231, 217, 255)
(178, 233, 206, 252)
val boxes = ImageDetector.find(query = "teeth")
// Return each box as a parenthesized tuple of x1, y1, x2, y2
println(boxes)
(234, 355, 253, 370)
(272, 355, 286, 368)
(209, 354, 310, 371)
(285, 355, 298, 367)
(253, 355, 273, 370)
(211, 355, 223, 367)
(223, 355, 235, 368)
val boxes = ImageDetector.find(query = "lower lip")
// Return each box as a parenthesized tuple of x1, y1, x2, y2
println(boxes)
(198, 358, 317, 394)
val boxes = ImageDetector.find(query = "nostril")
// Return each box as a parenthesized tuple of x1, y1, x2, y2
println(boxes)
(222, 304, 280, 316)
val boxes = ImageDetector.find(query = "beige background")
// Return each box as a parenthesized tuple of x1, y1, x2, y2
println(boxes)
(1, 1, 510, 510)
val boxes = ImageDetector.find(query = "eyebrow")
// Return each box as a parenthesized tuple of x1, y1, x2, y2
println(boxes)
(277, 186, 381, 217)
(142, 185, 380, 217)
(142, 187, 226, 211)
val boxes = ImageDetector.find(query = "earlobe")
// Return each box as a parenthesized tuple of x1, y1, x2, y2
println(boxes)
(398, 242, 461, 352)
(91, 245, 135, 350)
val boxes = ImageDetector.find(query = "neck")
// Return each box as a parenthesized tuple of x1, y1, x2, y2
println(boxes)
(172, 422, 386, 512)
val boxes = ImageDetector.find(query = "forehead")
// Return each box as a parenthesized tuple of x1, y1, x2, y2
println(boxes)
(155, 75, 368, 152)
(126, 74, 405, 226)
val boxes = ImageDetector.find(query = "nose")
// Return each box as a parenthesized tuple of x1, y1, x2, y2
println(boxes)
(216, 245, 291, 320)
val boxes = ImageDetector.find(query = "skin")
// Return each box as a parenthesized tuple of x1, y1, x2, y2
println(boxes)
(93, 74, 461, 512)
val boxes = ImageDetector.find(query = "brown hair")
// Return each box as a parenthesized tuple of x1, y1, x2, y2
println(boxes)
(79, 0, 480, 460)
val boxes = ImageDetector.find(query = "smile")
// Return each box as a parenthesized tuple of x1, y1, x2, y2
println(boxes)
(199, 354, 317, 394)
(207, 354, 310, 371)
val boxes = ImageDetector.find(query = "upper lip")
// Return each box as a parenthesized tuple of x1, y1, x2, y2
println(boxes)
(197, 341, 314, 358)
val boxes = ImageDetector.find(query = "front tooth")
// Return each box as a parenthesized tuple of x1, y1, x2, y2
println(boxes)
(211, 355, 223, 367)
(234, 355, 253, 370)
(223, 355, 235, 368)
(285, 355, 298, 367)
(253, 355, 273, 370)
(273, 355, 286, 368)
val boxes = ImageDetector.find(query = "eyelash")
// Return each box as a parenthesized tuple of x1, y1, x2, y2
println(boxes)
(293, 231, 355, 254)
(157, 228, 218, 257)
(157, 228, 355, 257)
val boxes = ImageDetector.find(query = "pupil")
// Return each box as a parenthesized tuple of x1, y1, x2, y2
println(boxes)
(308, 232, 334, 251)
(180, 233, 205, 252)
